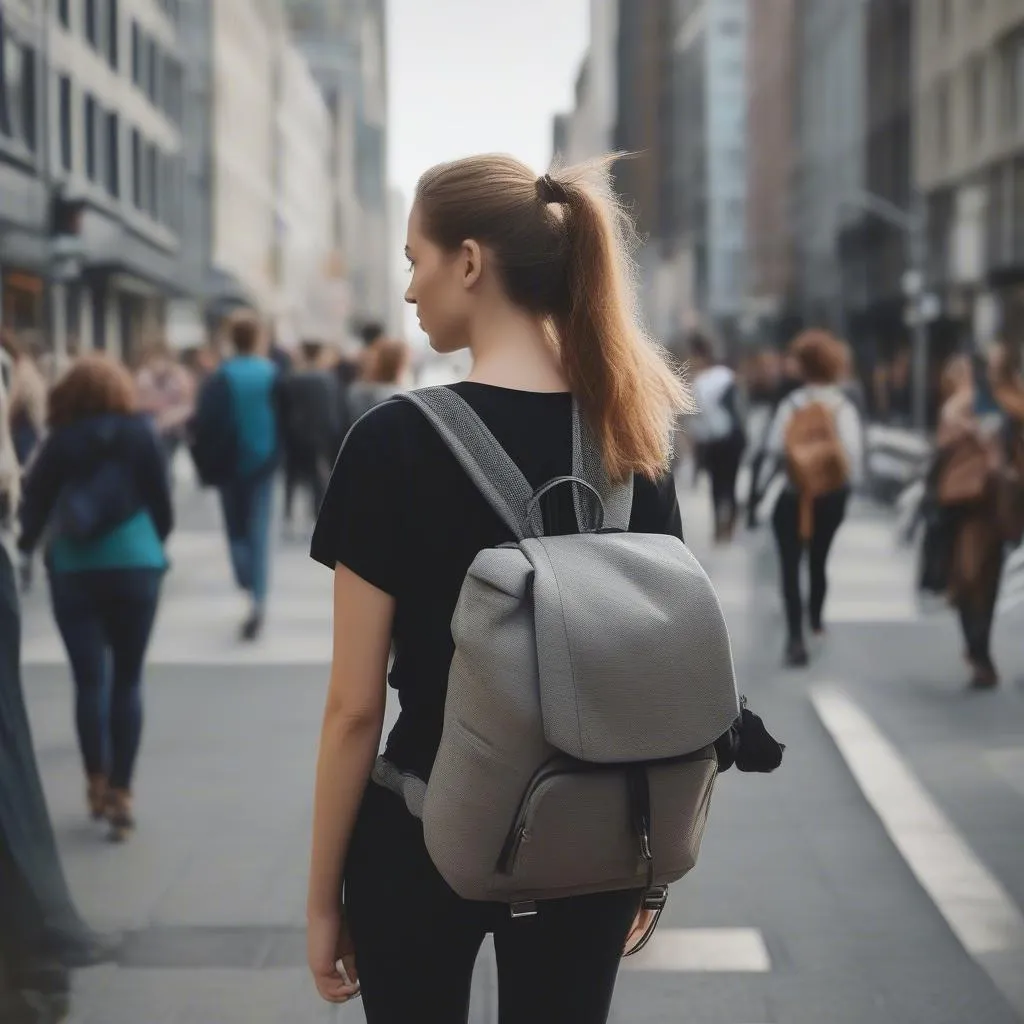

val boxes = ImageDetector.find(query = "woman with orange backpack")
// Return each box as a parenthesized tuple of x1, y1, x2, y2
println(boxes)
(755, 330, 864, 667)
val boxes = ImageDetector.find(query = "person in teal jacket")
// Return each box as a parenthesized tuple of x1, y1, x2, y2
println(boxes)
(213, 312, 282, 640)
(19, 355, 172, 843)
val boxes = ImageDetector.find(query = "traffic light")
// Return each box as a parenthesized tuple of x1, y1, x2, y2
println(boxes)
(49, 189, 85, 238)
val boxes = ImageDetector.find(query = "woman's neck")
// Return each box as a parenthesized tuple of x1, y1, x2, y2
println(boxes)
(464, 312, 569, 393)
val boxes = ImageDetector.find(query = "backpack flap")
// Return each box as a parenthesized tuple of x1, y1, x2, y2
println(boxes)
(523, 531, 741, 763)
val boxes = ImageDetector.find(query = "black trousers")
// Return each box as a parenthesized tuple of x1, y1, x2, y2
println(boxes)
(283, 443, 328, 523)
(771, 488, 850, 643)
(702, 435, 745, 534)
(344, 781, 641, 1024)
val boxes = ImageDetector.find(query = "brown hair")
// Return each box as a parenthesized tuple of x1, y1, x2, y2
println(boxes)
(228, 310, 263, 355)
(789, 329, 846, 385)
(414, 154, 692, 481)
(367, 338, 409, 385)
(48, 353, 137, 429)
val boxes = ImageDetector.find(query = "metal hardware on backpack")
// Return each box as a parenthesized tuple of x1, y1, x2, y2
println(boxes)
(371, 386, 740, 927)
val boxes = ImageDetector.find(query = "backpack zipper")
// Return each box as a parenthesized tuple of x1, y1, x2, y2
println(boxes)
(495, 748, 713, 875)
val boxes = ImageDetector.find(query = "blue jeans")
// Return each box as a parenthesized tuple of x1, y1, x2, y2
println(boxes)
(219, 473, 274, 608)
(49, 568, 163, 789)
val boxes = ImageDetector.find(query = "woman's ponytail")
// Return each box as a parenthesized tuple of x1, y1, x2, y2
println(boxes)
(548, 160, 693, 482)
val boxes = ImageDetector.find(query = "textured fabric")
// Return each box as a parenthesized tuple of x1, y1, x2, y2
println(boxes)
(310, 383, 682, 781)
(377, 387, 739, 904)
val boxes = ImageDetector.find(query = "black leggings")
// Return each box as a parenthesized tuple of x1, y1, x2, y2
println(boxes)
(772, 488, 850, 643)
(344, 781, 641, 1024)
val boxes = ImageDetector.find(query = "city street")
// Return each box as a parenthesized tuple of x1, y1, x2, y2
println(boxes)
(19, 458, 1024, 1024)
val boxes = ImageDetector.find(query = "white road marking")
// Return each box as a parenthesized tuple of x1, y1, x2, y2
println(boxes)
(812, 687, 1024, 1016)
(622, 927, 771, 973)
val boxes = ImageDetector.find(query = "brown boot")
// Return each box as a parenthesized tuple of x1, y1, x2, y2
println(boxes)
(105, 788, 135, 843)
(86, 775, 108, 821)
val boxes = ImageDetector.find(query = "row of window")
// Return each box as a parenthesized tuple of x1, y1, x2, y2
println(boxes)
(0, 15, 37, 154)
(57, 74, 181, 231)
(931, 32, 1024, 162)
(58, 0, 182, 126)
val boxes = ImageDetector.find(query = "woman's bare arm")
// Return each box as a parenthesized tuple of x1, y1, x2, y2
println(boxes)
(307, 565, 393, 920)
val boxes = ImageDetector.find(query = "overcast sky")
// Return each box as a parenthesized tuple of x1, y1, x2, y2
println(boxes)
(386, 0, 589, 205)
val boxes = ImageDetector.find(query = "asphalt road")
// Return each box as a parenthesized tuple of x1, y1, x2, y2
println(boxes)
(17, 463, 1024, 1023)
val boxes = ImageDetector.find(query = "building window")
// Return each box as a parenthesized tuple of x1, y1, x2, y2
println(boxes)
(84, 94, 97, 180)
(85, 0, 99, 48)
(59, 75, 71, 170)
(131, 22, 141, 85)
(146, 38, 157, 103)
(939, 0, 952, 35)
(1000, 32, 1024, 133)
(107, 0, 118, 69)
(936, 79, 951, 161)
(131, 127, 141, 207)
(105, 111, 119, 197)
(969, 58, 987, 143)
(163, 55, 182, 124)
(145, 143, 158, 218)
(58, 0, 69, 27)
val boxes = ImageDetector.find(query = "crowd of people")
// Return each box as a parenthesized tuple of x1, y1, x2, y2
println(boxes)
(684, 324, 1024, 685)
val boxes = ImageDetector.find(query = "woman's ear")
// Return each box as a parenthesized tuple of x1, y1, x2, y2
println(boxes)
(458, 240, 483, 290)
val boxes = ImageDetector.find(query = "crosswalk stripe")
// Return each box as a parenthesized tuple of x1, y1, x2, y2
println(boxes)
(621, 928, 771, 973)
(812, 687, 1024, 1017)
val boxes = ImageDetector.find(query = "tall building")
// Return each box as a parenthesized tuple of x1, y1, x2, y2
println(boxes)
(792, 0, 866, 330)
(46, 0, 187, 359)
(839, 0, 914, 368)
(0, 1, 49, 339)
(671, 0, 748, 333)
(914, 0, 1024, 346)
(746, 0, 796, 334)
(285, 0, 391, 335)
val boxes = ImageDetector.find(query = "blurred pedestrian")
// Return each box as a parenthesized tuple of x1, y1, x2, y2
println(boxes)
(280, 340, 343, 535)
(18, 355, 173, 843)
(757, 330, 864, 667)
(134, 340, 196, 469)
(687, 333, 746, 543)
(190, 311, 281, 640)
(346, 337, 411, 422)
(933, 342, 1024, 688)
(306, 155, 695, 1022)
(1, 331, 47, 469)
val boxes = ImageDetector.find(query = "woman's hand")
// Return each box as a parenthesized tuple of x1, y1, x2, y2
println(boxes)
(623, 906, 657, 956)
(308, 910, 360, 1003)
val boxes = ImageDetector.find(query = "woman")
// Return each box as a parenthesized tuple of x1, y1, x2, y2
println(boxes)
(18, 355, 172, 841)
(757, 329, 864, 667)
(935, 343, 1024, 688)
(306, 156, 692, 1022)
(1, 331, 47, 469)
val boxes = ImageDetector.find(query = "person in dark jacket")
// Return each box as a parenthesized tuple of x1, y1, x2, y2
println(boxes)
(19, 354, 172, 843)
(280, 340, 342, 533)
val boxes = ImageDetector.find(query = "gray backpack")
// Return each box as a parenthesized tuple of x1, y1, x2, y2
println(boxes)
(372, 387, 740, 927)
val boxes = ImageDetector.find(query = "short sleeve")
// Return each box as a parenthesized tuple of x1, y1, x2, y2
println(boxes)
(310, 409, 406, 595)
(629, 471, 684, 542)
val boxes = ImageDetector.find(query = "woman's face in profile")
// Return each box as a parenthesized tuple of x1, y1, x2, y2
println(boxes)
(404, 205, 471, 355)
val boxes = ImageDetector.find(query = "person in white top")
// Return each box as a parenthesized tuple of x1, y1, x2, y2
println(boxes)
(757, 330, 864, 667)
(688, 335, 746, 543)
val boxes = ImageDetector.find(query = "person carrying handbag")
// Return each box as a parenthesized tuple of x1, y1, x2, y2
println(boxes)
(933, 344, 1024, 689)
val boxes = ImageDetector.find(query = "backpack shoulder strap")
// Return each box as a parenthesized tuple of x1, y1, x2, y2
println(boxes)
(397, 387, 536, 540)
(397, 386, 633, 538)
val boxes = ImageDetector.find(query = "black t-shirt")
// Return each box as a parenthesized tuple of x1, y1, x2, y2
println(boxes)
(310, 382, 684, 781)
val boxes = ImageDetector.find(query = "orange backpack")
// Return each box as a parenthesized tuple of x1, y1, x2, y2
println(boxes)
(784, 401, 849, 541)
